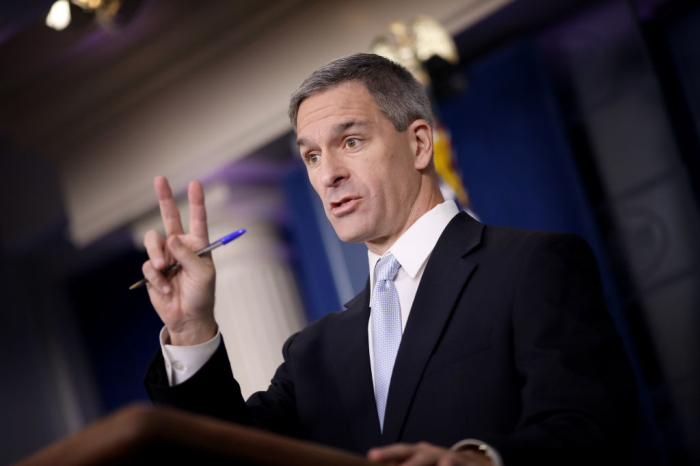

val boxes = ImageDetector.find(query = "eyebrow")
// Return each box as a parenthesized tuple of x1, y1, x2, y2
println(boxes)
(296, 120, 372, 148)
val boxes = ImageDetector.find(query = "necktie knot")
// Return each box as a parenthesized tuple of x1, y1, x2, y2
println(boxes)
(375, 253, 401, 283)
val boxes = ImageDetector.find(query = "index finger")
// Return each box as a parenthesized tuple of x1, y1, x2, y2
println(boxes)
(154, 176, 184, 237)
(368, 444, 415, 462)
(188, 180, 209, 242)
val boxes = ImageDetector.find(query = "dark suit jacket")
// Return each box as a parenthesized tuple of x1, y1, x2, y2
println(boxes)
(145, 212, 636, 465)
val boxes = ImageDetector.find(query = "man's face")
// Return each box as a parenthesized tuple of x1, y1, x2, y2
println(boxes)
(296, 81, 421, 250)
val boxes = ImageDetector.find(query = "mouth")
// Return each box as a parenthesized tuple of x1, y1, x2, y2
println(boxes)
(330, 197, 360, 215)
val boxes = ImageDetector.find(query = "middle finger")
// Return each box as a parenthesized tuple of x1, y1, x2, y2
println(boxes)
(155, 176, 185, 237)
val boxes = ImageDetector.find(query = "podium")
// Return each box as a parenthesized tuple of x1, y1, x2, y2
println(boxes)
(16, 404, 372, 465)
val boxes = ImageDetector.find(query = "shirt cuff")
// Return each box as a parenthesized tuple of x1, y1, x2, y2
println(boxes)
(159, 326, 221, 386)
(450, 439, 503, 466)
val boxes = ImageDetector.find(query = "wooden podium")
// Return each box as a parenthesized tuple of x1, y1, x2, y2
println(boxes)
(16, 404, 372, 465)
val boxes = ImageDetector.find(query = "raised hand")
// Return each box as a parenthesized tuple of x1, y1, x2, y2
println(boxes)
(141, 176, 217, 346)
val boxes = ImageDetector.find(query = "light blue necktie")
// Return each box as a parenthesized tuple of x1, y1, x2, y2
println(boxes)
(371, 253, 402, 432)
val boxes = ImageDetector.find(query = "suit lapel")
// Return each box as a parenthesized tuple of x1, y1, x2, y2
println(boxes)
(381, 212, 484, 444)
(330, 280, 381, 453)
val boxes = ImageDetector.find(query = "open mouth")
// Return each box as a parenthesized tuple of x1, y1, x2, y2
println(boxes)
(331, 197, 359, 214)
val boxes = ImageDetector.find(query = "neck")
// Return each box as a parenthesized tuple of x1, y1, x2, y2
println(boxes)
(365, 178, 444, 255)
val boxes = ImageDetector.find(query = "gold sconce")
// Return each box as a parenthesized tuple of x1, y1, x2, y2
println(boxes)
(371, 15, 459, 86)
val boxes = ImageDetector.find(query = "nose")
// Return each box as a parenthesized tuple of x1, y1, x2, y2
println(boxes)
(319, 152, 349, 188)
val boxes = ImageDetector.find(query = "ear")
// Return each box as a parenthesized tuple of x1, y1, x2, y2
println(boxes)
(408, 119, 434, 171)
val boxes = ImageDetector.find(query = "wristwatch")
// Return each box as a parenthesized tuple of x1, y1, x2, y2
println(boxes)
(450, 439, 503, 466)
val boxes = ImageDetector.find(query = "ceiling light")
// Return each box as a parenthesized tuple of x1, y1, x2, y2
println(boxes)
(46, 0, 72, 31)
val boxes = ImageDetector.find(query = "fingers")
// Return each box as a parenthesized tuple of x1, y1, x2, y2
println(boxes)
(154, 176, 185, 237)
(437, 456, 462, 466)
(167, 235, 210, 278)
(188, 180, 209, 242)
(368, 443, 414, 463)
(142, 233, 211, 295)
(144, 229, 168, 270)
(368, 443, 465, 466)
(142, 260, 171, 295)
(402, 451, 438, 466)
(143, 229, 171, 294)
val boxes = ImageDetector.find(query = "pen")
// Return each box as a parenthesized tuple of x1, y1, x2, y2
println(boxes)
(129, 228, 247, 290)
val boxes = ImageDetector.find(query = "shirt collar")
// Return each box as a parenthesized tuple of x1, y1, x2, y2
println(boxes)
(368, 200, 460, 281)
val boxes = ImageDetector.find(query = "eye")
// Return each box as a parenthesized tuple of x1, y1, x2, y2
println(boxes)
(307, 154, 320, 165)
(346, 138, 358, 149)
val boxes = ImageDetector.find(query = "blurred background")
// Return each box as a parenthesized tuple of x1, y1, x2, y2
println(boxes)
(1, 0, 699, 464)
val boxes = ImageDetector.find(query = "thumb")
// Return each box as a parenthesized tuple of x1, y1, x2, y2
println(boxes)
(167, 235, 207, 276)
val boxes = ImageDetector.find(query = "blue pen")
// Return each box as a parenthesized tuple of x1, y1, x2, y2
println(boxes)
(129, 228, 247, 290)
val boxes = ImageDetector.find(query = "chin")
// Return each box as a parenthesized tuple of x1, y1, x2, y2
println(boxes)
(331, 223, 371, 244)
(335, 231, 366, 244)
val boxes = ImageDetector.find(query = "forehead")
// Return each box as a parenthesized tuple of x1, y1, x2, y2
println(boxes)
(296, 82, 383, 135)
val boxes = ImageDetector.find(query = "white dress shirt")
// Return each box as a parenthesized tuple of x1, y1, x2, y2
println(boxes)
(160, 326, 220, 385)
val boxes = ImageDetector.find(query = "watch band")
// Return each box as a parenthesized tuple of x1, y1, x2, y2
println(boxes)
(450, 439, 503, 466)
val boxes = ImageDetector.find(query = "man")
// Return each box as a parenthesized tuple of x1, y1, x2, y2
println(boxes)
(143, 54, 636, 465)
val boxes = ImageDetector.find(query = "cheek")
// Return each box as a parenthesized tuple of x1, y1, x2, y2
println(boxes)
(308, 175, 323, 198)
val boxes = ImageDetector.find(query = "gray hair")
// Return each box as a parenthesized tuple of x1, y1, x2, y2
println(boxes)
(288, 53, 433, 132)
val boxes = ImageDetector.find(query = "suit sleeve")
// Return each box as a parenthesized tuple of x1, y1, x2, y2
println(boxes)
(144, 332, 302, 437)
(489, 234, 637, 465)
